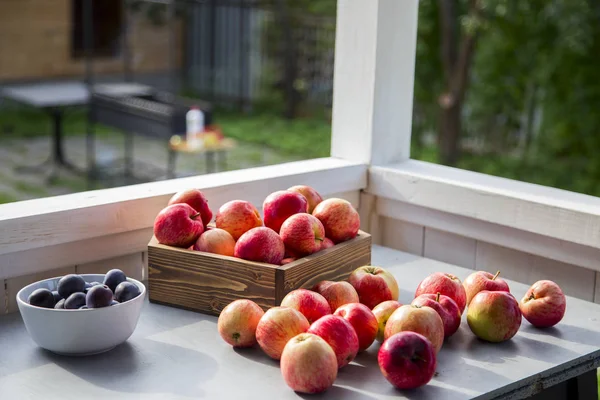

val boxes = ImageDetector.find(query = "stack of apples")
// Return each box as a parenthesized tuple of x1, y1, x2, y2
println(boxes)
(152, 185, 361, 265)
(217, 266, 567, 394)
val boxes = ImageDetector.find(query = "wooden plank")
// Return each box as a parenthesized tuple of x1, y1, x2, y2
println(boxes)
(424, 228, 477, 269)
(476, 242, 596, 302)
(331, 0, 418, 165)
(5, 266, 75, 314)
(380, 217, 424, 256)
(369, 161, 600, 250)
(358, 192, 382, 245)
(0, 228, 153, 280)
(376, 198, 600, 272)
(0, 158, 366, 256)
(76, 253, 144, 281)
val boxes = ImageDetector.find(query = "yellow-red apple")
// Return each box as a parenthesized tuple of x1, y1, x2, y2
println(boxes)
(263, 190, 308, 233)
(372, 300, 402, 343)
(334, 303, 378, 351)
(415, 272, 467, 314)
(193, 228, 236, 257)
(312, 198, 360, 244)
(168, 188, 213, 227)
(217, 299, 264, 347)
(215, 200, 262, 240)
(281, 288, 331, 324)
(234, 227, 285, 265)
(288, 185, 323, 214)
(463, 271, 510, 306)
(384, 305, 444, 353)
(519, 280, 566, 328)
(308, 315, 359, 368)
(348, 266, 399, 309)
(312, 280, 359, 311)
(467, 291, 521, 342)
(256, 307, 310, 360)
(280, 213, 325, 256)
(412, 293, 461, 338)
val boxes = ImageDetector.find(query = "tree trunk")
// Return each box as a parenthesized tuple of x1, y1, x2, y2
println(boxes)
(439, 102, 462, 165)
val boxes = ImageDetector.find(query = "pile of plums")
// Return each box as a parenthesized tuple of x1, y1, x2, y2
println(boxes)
(27, 269, 141, 310)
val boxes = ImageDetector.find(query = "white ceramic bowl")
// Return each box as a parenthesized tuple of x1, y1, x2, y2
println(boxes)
(17, 274, 146, 356)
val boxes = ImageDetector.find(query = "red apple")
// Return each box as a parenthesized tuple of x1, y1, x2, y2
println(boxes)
(312, 198, 360, 243)
(384, 305, 444, 353)
(288, 185, 323, 214)
(320, 237, 335, 251)
(280, 333, 337, 394)
(263, 190, 308, 233)
(153, 204, 204, 248)
(467, 291, 521, 342)
(308, 315, 359, 368)
(281, 257, 297, 265)
(193, 228, 236, 257)
(215, 200, 262, 240)
(519, 280, 566, 328)
(234, 227, 285, 265)
(168, 188, 213, 227)
(217, 299, 264, 348)
(463, 271, 510, 306)
(348, 266, 399, 309)
(334, 303, 378, 351)
(280, 213, 325, 256)
(312, 281, 359, 312)
(412, 293, 461, 338)
(280, 289, 331, 324)
(256, 306, 310, 360)
(415, 272, 467, 315)
(378, 332, 437, 390)
(372, 300, 403, 343)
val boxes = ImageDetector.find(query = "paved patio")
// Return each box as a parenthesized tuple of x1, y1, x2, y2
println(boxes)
(0, 132, 300, 203)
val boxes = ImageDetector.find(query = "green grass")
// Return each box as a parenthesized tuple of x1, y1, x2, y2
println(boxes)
(12, 181, 48, 196)
(0, 192, 17, 204)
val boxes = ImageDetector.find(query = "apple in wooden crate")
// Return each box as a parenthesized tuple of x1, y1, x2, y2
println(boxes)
(256, 307, 310, 360)
(384, 305, 444, 354)
(308, 315, 359, 368)
(281, 289, 331, 324)
(334, 303, 378, 351)
(312, 198, 360, 244)
(280, 214, 325, 256)
(287, 185, 323, 213)
(412, 293, 461, 338)
(312, 281, 359, 311)
(348, 266, 399, 309)
(153, 203, 204, 248)
(378, 332, 437, 390)
(320, 237, 335, 250)
(372, 300, 402, 343)
(234, 227, 285, 265)
(193, 228, 236, 257)
(280, 333, 337, 394)
(217, 299, 264, 348)
(215, 200, 262, 240)
(467, 291, 521, 342)
(263, 190, 308, 233)
(168, 188, 213, 227)
(463, 271, 510, 306)
(415, 272, 467, 314)
(519, 280, 566, 328)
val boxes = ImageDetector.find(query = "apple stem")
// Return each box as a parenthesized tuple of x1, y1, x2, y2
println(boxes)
(436, 292, 441, 303)
(315, 237, 324, 242)
(492, 271, 501, 281)
(191, 213, 201, 220)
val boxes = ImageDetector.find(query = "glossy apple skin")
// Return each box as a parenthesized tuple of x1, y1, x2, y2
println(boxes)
(280, 213, 325, 256)
(415, 272, 467, 315)
(288, 185, 323, 214)
(378, 332, 437, 390)
(463, 271, 510, 306)
(193, 228, 236, 257)
(153, 204, 205, 248)
(312, 281, 359, 312)
(519, 280, 566, 328)
(312, 198, 360, 244)
(168, 188, 213, 227)
(467, 291, 522, 342)
(372, 300, 403, 343)
(308, 315, 359, 368)
(215, 200, 262, 240)
(334, 303, 378, 351)
(217, 299, 265, 347)
(412, 293, 461, 338)
(384, 305, 444, 353)
(281, 289, 331, 324)
(320, 237, 335, 250)
(256, 307, 310, 360)
(263, 190, 308, 233)
(348, 266, 399, 309)
(280, 333, 337, 394)
(234, 227, 285, 265)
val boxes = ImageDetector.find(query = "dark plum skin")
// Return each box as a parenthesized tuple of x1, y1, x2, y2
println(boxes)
(86, 285, 113, 308)
(103, 269, 127, 292)
(28, 288, 55, 308)
(57, 274, 86, 299)
(54, 299, 66, 309)
(52, 290, 62, 303)
(65, 292, 87, 309)
(85, 282, 101, 294)
(114, 282, 141, 303)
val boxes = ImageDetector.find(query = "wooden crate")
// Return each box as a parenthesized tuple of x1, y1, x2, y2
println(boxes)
(148, 231, 372, 316)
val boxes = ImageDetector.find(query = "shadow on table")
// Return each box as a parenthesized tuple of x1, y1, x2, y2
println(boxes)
(233, 346, 280, 368)
(43, 339, 218, 397)
(297, 385, 378, 399)
(524, 323, 600, 348)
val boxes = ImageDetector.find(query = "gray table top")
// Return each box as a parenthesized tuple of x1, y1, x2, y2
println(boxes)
(1, 81, 153, 109)
(1, 245, 599, 400)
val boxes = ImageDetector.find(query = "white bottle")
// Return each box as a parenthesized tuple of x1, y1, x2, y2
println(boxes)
(186, 106, 205, 148)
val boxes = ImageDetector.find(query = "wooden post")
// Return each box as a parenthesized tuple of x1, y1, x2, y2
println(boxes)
(330, 0, 419, 166)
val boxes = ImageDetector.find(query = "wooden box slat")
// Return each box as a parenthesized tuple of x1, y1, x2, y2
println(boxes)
(148, 231, 371, 316)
